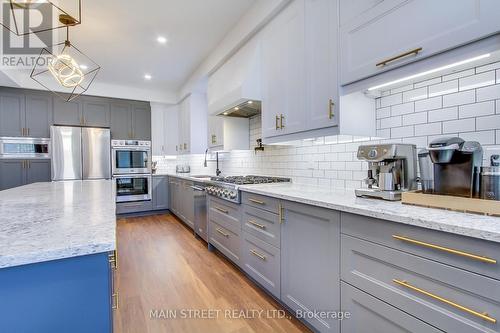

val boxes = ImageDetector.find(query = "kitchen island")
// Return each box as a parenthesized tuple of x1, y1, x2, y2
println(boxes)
(0, 180, 116, 333)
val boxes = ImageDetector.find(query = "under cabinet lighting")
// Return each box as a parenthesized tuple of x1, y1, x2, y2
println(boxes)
(144, 74, 152, 80)
(367, 53, 491, 91)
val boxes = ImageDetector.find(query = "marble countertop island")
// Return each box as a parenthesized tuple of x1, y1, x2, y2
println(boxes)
(239, 183, 500, 243)
(0, 180, 116, 269)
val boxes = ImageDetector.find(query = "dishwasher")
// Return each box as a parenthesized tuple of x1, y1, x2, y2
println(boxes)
(191, 182, 208, 242)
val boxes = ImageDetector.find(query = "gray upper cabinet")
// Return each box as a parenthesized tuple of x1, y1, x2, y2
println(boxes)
(25, 93, 52, 138)
(152, 175, 169, 211)
(132, 104, 151, 140)
(53, 97, 82, 126)
(281, 200, 340, 333)
(0, 91, 25, 137)
(0, 159, 25, 190)
(110, 103, 132, 139)
(82, 97, 110, 128)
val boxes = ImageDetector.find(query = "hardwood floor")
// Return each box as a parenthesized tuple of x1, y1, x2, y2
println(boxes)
(113, 213, 310, 333)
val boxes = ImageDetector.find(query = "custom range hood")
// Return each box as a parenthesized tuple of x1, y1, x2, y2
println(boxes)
(208, 38, 261, 118)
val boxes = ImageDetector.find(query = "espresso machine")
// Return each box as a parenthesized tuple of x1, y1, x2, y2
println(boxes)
(428, 137, 483, 197)
(356, 144, 418, 201)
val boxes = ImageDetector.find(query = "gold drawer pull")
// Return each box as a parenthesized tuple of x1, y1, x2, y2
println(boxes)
(214, 207, 229, 214)
(328, 99, 335, 119)
(275, 115, 280, 130)
(248, 220, 266, 229)
(278, 203, 284, 224)
(216, 228, 229, 237)
(108, 251, 117, 270)
(376, 47, 423, 67)
(393, 279, 496, 324)
(392, 235, 497, 264)
(248, 198, 265, 205)
(112, 293, 119, 310)
(250, 249, 266, 261)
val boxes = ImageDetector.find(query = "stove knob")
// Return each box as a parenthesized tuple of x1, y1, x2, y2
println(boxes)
(223, 189, 229, 197)
(229, 191, 237, 199)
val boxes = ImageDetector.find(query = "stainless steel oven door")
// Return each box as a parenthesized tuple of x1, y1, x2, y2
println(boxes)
(0, 137, 50, 159)
(112, 147, 151, 175)
(113, 174, 152, 202)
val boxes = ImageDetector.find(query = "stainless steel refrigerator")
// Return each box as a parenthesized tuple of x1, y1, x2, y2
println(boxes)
(51, 126, 111, 181)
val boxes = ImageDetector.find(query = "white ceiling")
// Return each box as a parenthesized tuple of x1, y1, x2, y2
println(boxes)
(65, 0, 256, 97)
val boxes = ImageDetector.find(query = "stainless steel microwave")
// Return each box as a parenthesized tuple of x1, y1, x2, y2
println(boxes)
(111, 140, 151, 175)
(0, 137, 50, 159)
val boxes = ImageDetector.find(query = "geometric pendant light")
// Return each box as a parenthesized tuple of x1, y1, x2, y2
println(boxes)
(0, 0, 81, 36)
(30, 15, 100, 102)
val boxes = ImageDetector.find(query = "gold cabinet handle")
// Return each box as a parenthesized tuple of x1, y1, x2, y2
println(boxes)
(280, 114, 284, 129)
(275, 115, 280, 130)
(21, 128, 25, 136)
(250, 249, 266, 261)
(108, 251, 117, 270)
(26, 128, 29, 136)
(112, 293, 119, 310)
(216, 228, 229, 237)
(329, 99, 335, 119)
(248, 198, 265, 205)
(278, 203, 284, 224)
(392, 235, 497, 264)
(184, 143, 187, 150)
(214, 206, 229, 214)
(248, 220, 266, 230)
(376, 47, 422, 67)
(393, 279, 496, 324)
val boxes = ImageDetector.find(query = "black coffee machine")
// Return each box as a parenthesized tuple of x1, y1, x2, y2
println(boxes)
(428, 137, 483, 197)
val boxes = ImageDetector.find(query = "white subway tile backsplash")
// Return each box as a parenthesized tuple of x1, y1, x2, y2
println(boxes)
(391, 102, 414, 116)
(442, 90, 475, 107)
(403, 112, 427, 125)
(376, 107, 391, 119)
(380, 116, 402, 129)
(459, 131, 496, 145)
(414, 77, 441, 88)
(402, 136, 428, 148)
(415, 122, 442, 136)
(428, 107, 458, 122)
(497, 130, 500, 144)
(497, 100, 500, 114)
(476, 114, 500, 131)
(376, 129, 390, 138)
(476, 61, 500, 74)
(459, 101, 495, 118)
(459, 71, 495, 91)
(403, 87, 427, 102)
(391, 125, 414, 138)
(477, 84, 500, 102)
(442, 68, 475, 81)
(429, 80, 458, 97)
(442, 118, 475, 133)
(380, 93, 402, 107)
(415, 96, 442, 112)
(390, 84, 414, 94)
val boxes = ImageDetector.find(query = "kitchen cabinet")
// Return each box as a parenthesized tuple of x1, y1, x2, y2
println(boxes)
(207, 116, 223, 149)
(110, 101, 151, 140)
(0, 252, 113, 333)
(169, 178, 179, 215)
(0, 159, 51, 191)
(340, 0, 500, 85)
(0, 88, 52, 138)
(151, 103, 179, 156)
(152, 175, 169, 211)
(177, 93, 207, 154)
(207, 116, 250, 151)
(82, 97, 110, 128)
(53, 97, 82, 126)
(281, 200, 340, 333)
(168, 176, 194, 229)
(261, 0, 306, 139)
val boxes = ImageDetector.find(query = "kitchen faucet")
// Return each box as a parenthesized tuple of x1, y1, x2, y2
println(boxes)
(203, 149, 222, 176)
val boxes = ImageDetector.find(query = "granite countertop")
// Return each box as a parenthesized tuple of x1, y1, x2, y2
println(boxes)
(239, 183, 500, 243)
(0, 180, 116, 269)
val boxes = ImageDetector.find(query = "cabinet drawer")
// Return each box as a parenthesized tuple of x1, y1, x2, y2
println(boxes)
(242, 232, 280, 299)
(209, 220, 240, 265)
(341, 234, 500, 333)
(208, 197, 241, 235)
(341, 282, 443, 333)
(242, 192, 280, 213)
(242, 205, 280, 248)
(341, 212, 500, 281)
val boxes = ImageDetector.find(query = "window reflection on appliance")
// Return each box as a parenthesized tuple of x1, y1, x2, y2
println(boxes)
(115, 151, 148, 169)
(116, 177, 149, 197)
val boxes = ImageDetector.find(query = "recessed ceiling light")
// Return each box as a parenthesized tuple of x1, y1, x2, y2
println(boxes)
(223, 112, 229, 115)
(79, 64, 88, 70)
(247, 101, 253, 104)
(157, 36, 167, 44)
(144, 74, 152, 80)
(234, 107, 239, 110)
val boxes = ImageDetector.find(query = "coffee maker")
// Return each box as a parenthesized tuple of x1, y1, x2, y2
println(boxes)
(428, 137, 483, 197)
(356, 144, 417, 201)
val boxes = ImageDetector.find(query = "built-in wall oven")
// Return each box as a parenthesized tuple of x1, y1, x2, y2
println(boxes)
(111, 140, 151, 175)
(113, 174, 152, 202)
(0, 137, 50, 159)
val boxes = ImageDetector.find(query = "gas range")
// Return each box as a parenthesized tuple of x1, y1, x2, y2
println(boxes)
(205, 175, 291, 203)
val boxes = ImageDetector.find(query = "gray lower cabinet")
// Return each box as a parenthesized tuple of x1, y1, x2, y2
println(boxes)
(152, 176, 169, 211)
(116, 201, 153, 215)
(281, 200, 340, 333)
(168, 177, 194, 229)
(169, 178, 180, 215)
(0, 159, 51, 190)
(341, 282, 444, 333)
